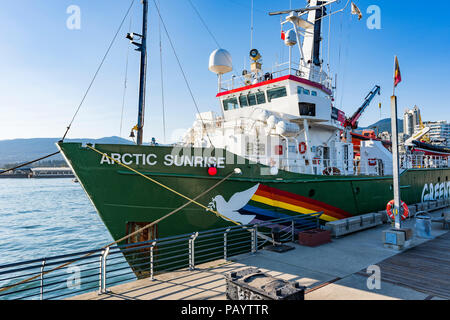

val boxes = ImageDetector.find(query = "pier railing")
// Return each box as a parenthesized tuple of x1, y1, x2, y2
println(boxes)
(0, 213, 322, 300)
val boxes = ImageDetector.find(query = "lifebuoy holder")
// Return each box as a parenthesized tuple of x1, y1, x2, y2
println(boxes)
(386, 200, 409, 221)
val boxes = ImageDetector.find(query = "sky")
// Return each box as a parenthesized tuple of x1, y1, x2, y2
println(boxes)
(0, 0, 449, 143)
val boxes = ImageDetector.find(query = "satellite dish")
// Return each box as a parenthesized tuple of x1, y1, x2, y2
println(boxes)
(209, 49, 233, 75)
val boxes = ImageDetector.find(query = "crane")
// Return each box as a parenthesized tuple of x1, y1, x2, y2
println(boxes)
(343, 85, 381, 130)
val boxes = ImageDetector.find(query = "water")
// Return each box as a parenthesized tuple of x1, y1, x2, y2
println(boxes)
(0, 178, 113, 265)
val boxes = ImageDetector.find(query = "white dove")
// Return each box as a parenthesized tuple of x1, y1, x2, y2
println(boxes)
(210, 184, 260, 225)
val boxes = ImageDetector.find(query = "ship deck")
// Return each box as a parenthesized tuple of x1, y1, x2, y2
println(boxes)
(69, 208, 449, 300)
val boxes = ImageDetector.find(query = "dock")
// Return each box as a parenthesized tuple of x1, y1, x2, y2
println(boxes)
(69, 208, 449, 300)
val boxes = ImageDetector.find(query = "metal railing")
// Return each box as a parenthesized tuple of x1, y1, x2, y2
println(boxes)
(219, 61, 332, 92)
(0, 213, 322, 300)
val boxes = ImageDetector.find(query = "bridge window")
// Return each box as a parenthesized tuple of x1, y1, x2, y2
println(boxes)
(256, 92, 266, 104)
(267, 87, 287, 102)
(248, 93, 257, 106)
(223, 98, 239, 111)
(299, 102, 316, 116)
(311, 91, 317, 96)
(239, 95, 248, 107)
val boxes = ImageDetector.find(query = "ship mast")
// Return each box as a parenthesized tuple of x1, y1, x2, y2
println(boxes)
(136, 0, 148, 145)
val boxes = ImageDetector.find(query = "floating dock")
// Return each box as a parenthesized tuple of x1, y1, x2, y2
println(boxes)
(69, 208, 449, 300)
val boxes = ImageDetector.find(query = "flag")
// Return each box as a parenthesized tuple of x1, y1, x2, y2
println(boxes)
(394, 56, 402, 87)
(351, 2, 362, 20)
(281, 30, 285, 40)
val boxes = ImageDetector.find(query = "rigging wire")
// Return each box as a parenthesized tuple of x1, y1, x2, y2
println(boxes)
(152, 0, 214, 147)
(187, 0, 221, 48)
(158, 0, 167, 143)
(120, 16, 133, 138)
(61, 0, 136, 141)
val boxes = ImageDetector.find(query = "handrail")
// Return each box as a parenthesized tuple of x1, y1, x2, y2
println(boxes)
(0, 213, 322, 300)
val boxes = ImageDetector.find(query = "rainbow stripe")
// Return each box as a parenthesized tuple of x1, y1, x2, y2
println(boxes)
(247, 184, 351, 222)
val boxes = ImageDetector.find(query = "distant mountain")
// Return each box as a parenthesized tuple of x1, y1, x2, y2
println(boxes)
(0, 136, 133, 166)
(357, 118, 403, 135)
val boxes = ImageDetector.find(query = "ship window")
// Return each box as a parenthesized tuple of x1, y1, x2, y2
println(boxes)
(267, 87, 287, 102)
(239, 95, 248, 107)
(303, 88, 310, 95)
(248, 93, 257, 106)
(311, 91, 317, 96)
(297, 86, 304, 95)
(223, 98, 239, 111)
(299, 102, 316, 116)
(256, 92, 266, 104)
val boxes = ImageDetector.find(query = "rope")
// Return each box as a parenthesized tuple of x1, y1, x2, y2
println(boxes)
(0, 151, 60, 175)
(0, 151, 238, 294)
(151, 0, 214, 147)
(61, 0, 136, 142)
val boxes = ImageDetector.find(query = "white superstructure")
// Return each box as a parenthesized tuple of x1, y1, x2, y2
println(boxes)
(180, 1, 448, 175)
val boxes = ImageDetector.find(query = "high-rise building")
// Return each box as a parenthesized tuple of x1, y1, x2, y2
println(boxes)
(403, 110, 414, 137)
(403, 105, 422, 137)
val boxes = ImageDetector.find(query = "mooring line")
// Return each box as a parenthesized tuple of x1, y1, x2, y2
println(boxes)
(0, 151, 61, 175)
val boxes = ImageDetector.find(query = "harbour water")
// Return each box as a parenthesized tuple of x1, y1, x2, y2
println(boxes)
(0, 178, 114, 265)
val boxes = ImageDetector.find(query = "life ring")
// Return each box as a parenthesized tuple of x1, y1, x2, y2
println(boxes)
(386, 200, 409, 221)
(368, 158, 377, 166)
(323, 167, 341, 176)
(299, 142, 307, 154)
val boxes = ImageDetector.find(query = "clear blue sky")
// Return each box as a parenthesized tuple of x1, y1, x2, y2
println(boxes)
(0, 0, 449, 143)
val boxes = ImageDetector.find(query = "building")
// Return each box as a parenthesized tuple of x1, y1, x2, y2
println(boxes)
(424, 120, 450, 146)
(30, 167, 74, 178)
(403, 105, 421, 137)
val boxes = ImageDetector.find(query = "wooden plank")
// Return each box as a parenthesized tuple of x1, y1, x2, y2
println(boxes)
(359, 231, 450, 299)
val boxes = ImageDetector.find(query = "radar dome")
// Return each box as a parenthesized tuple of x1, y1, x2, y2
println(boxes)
(209, 49, 232, 75)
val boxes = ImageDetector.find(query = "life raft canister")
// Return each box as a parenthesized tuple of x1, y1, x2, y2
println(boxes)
(386, 200, 409, 221)
(299, 142, 307, 154)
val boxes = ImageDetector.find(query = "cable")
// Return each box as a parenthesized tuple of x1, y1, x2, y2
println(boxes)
(187, 0, 221, 48)
(120, 16, 133, 138)
(158, 0, 167, 144)
(152, 0, 214, 147)
(61, 0, 136, 141)
(0, 151, 61, 175)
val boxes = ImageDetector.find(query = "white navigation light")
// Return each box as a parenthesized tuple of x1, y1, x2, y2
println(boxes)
(209, 49, 233, 75)
(284, 29, 297, 46)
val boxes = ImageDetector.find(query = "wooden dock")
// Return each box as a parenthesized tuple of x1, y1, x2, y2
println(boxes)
(357, 231, 450, 299)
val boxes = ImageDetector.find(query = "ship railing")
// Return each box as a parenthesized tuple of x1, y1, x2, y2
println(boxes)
(0, 213, 322, 300)
(219, 61, 332, 92)
(400, 155, 448, 169)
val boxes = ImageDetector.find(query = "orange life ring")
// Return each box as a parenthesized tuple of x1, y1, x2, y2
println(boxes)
(386, 200, 409, 221)
(323, 167, 341, 176)
(299, 142, 307, 154)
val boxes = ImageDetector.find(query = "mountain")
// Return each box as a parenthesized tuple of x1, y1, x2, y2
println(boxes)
(357, 118, 403, 135)
(0, 136, 133, 166)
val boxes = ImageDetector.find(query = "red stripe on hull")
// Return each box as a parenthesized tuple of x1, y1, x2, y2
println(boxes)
(257, 184, 352, 219)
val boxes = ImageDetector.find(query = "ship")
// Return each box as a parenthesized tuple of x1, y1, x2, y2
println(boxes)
(57, 1, 450, 276)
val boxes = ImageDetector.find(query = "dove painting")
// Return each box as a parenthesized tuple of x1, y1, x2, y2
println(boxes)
(209, 184, 260, 225)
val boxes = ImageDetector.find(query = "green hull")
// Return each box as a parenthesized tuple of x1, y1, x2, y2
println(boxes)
(58, 142, 450, 273)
